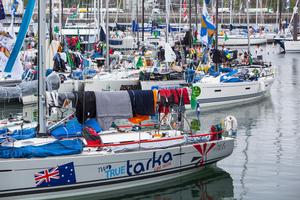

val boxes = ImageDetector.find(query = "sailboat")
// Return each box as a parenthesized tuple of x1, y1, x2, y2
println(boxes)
(0, 1, 235, 199)
(190, 0, 274, 111)
(274, 0, 300, 53)
(275, 0, 300, 53)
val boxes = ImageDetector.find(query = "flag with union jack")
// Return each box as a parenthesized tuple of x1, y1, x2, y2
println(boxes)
(34, 162, 76, 187)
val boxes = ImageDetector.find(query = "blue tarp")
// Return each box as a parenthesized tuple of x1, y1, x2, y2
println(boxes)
(0, 139, 83, 158)
(220, 69, 243, 82)
(71, 68, 97, 80)
(51, 118, 82, 139)
(208, 66, 222, 77)
(0, 128, 36, 143)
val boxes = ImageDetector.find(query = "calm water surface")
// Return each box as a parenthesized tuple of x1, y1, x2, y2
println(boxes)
(1, 45, 300, 200)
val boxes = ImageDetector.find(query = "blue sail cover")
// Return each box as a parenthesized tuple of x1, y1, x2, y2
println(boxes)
(0, 128, 36, 143)
(0, 139, 84, 158)
(4, 0, 35, 73)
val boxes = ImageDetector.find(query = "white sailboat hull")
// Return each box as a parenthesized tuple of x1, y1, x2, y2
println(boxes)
(0, 138, 234, 199)
(284, 40, 300, 52)
(84, 78, 140, 91)
(140, 80, 186, 90)
(218, 36, 267, 46)
(192, 76, 274, 111)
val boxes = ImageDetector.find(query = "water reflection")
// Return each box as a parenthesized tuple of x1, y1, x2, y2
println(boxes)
(107, 167, 233, 200)
(191, 97, 275, 132)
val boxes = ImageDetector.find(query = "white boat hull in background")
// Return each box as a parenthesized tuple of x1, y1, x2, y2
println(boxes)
(140, 80, 186, 90)
(192, 76, 274, 111)
(218, 36, 267, 46)
(283, 40, 300, 52)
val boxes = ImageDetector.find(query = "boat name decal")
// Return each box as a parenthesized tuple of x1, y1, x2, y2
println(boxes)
(127, 152, 173, 176)
(99, 152, 173, 178)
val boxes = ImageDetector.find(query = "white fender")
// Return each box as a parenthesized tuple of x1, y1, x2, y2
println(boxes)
(259, 80, 266, 92)
(224, 115, 238, 136)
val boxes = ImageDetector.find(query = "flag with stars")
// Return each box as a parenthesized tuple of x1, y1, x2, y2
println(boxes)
(34, 162, 77, 187)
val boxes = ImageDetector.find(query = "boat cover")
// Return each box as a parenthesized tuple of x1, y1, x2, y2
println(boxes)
(50, 118, 83, 139)
(0, 127, 36, 143)
(0, 72, 60, 99)
(0, 139, 83, 158)
(220, 69, 243, 82)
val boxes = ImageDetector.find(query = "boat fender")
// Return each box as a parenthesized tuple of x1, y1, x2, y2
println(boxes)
(259, 81, 266, 92)
(224, 115, 238, 136)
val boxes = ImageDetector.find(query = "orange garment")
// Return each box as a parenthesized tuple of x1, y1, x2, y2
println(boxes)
(128, 115, 150, 124)
(153, 89, 158, 111)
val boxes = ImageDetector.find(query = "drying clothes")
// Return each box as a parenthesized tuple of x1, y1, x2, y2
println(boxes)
(53, 53, 67, 72)
(170, 88, 190, 105)
(128, 90, 155, 116)
(153, 90, 158, 111)
(95, 91, 133, 130)
(75, 91, 97, 123)
(59, 52, 67, 62)
(159, 89, 173, 114)
(159, 88, 190, 114)
(128, 115, 150, 124)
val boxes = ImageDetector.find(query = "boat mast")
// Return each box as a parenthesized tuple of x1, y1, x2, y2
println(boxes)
(61, 0, 64, 41)
(275, 0, 279, 30)
(260, 0, 263, 24)
(189, 0, 192, 48)
(59, 0, 62, 41)
(94, 0, 98, 40)
(179, 0, 182, 34)
(238, 0, 241, 24)
(195, 0, 198, 39)
(221, 0, 224, 24)
(142, 0, 144, 43)
(215, 0, 219, 49)
(279, 0, 282, 32)
(49, 0, 53, 41)
(38, 0, 47, 136)
(136, 0, 140, 50)
(246, 0, 250, 53)
(256, 0, 258, 25)
(292, 0, 299, 41)
(97, 0, 100, 40)
(166, 0, 170, 43)
(229, 0, 233, 25)
(106, 0, 110, 71)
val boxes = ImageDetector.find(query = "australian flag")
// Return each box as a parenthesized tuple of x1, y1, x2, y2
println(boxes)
(34, 162, 77, 187)
(0, 0, 5, 20)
